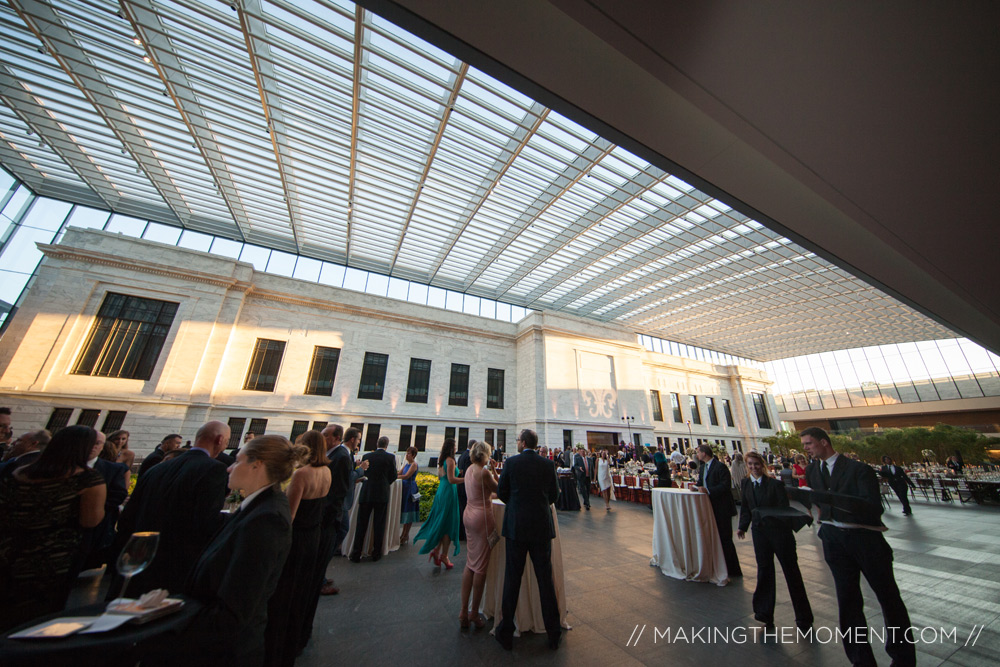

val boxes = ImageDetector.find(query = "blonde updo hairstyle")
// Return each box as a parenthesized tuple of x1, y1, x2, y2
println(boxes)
(244, 434, 310, 483)
(470, 440, 492, 466)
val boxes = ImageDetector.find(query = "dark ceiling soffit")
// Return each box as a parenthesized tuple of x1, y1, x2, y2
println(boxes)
(353, 0, 976, 350)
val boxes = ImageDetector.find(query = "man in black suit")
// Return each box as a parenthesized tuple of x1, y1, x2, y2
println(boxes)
(0, 428, 49, 477)
(693, 444, 742, 576)
(137, 433, 182, 478)
(108, 422, 229, 598)
(737, 451, 812, 631)
(880, 456, 915, 515)
(316, 425, 355, 596)
(797, 427, 915, 667)
(80, 431, 129, 571)
(350, 436, 397, 562)
(572, 446, 591, 510)
(495, 429, 562, 651)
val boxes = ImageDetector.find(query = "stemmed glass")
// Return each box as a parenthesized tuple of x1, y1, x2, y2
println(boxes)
(113, 531, 160, 605)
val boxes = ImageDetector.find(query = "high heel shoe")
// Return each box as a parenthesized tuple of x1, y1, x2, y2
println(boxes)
(429, 551, 441, 566)
(442, 557, 454, 570)
(472, 613, 486, 629)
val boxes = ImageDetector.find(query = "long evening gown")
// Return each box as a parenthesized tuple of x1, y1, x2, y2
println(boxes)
(462, 464, 495, 574)
(413, 463, 460, 556)
(399, 463, 419, 525)
(265, 496, 324, 665)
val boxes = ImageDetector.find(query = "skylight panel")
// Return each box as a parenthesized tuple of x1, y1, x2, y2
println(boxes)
(263, 0, 354, 44)
(465, 66, 534, 108)
(459, 79, 529, 125)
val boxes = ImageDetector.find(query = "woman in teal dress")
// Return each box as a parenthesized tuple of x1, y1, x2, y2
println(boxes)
(413, 438, 460, 569)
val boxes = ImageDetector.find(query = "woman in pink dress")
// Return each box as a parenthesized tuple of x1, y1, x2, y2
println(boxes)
(459, 440, 498, 629)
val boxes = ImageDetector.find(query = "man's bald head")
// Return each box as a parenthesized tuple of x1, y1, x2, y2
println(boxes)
(195, 421, 231, 456)
(321, 424, 343, 450)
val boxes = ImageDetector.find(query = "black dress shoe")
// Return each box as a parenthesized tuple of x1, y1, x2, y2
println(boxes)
(349, 556, 361, 563)
(495, 632, 512, 651)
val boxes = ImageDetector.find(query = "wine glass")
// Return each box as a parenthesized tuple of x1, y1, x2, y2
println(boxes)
(113, 531, 160, 605)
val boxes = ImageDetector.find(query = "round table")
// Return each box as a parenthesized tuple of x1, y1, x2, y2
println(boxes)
(650, 487, 729, 586)
(0, 597, 202, 667)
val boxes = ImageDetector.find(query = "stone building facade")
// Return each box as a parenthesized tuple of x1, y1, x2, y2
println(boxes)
(0, 229, 778, 461)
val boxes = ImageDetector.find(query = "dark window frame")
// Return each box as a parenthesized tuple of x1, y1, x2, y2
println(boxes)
(248, 418, 269, 436)
(357, 352, 389, 400)
(73, 292, 178, 381)
(414, 425, 427, 452)
(304, 346, 341, 396)
(689, 395, 702, 425)
(752, 393, 772, 429)
(101, 410, 127, 434)
(722, 399, 735, 427)
(364, 424, 381, 451)
(227, 418, 246, 449)
(670, 392, 683, 422)
(398, 425, 413, 451)
(76, 409, 100, 428)
(706, 397, 719, 426)
(406, 358, 432, 403)
(46, 408, 73, 434)
(290, 420, 309, 442)
(448, 363, 470, 406)
(487, 368, 505, 409)
(243, 339, 286, 392)
(650, 389, 663, 421)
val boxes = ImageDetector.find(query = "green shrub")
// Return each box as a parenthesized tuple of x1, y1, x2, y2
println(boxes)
(416, 471, 439, 522)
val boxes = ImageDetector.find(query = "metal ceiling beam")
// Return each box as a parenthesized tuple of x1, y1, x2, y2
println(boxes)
(345, 7, 365, 261)
(0, 66, 121, 211)
(388, 62, 467, 274)
(120, 0, 256, 242)
(10, 0, 190, 227)
(238, 0, 303, 254)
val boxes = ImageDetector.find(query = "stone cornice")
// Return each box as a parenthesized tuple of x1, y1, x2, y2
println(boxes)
(39, 244, 255, 292)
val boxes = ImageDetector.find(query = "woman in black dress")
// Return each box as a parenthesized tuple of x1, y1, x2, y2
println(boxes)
(265, 430, 331, 665)
(0, 425, 106, 630)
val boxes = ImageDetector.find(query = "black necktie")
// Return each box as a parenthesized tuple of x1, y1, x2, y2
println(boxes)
(822, 460, 832, 489)
(752, 480, 761, 504)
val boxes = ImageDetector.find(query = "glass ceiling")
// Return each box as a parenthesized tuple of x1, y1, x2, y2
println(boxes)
(0, 0, 955, 360)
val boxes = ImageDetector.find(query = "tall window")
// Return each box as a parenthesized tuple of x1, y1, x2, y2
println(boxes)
(304, 346, 340, 396)
(290, 420, 309, 442)
(101, 410, 127, 433)
(487, 368, 505, 409)
(364, 424, 381, 451)
(248, 418, 269, 436)
(311, 420, 328, 432)
(414, 426, 427, 452)
(752, 393, 772, 429)
(689, 396, 701, 424)
(563, 429, 573, 449)
(398, 425, 413, 451)
(485, 429, 494, 445)
(406, 358, 432, 403)
(670, 392, 683, 422)
(445, 426, 456, 441)
(706, 397, 719, 426)
(227, 418, 246, 449)
(458, 427, 469, 450)
(244, 339, 286, 392)
(73, 292, 178, 380)
(449, 363, 470, 406)
(358, 352, 389, 400)
(722, 399, 735, 427)
(76, 409, 100, 427)
(46, 408, 73, 434)
(650, 390, 663, 421)
(497, 429, 507, 452)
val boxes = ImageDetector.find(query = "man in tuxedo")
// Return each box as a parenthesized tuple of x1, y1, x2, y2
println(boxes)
(137, 433, 182, 478)
(495, 429, 561, 651)
(737, 451, 812, 631)
(880, 455, 915, 515)
(108, 422, 229, 597)
(80, 431, 129, 570)
(316, 425, 355, 596)
(0, 428, 49, 477)
(797, 427, 914, 667)
(572, 445, 591, 510)
(349, 436, 398, 562)
(693, 444, 742, 576)
(334, 455, 368, 556)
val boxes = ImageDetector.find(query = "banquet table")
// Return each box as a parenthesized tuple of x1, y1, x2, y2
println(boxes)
(482, 500, 570, 634)
(0, 597, 202, 667)
(555, 474, 581, 511)
(340, 478, 404, 557)
(650, 488, 729, 586)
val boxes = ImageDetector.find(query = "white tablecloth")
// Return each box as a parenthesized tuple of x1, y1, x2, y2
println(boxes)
(340, 478, 404, 557)
(650, 487, 729, 586)
(482, 500, 570, 634)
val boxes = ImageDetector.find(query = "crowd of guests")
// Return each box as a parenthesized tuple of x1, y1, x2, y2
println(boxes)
(0, 402, 924, 664)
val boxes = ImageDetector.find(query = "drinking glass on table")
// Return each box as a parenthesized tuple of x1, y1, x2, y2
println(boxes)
(114, 531, 160, 602)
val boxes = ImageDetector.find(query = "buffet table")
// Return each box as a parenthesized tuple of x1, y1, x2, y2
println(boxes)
(555, 474, 581, 511)
(340, 478, 404, 557)
(650, 488, 729, 586)
(482, 500, 570, 634)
